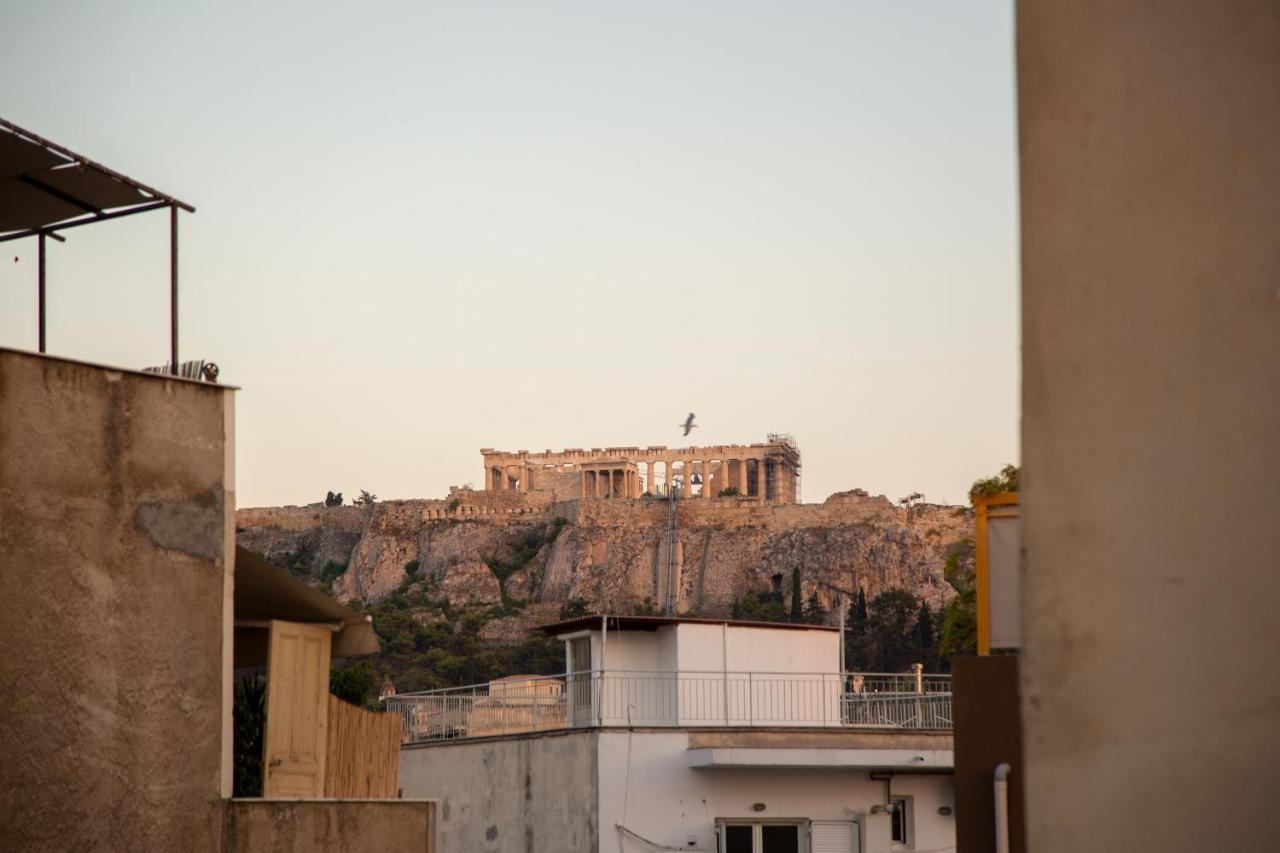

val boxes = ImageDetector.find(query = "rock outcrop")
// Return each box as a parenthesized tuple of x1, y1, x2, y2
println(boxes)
(236, 488, 972, 637)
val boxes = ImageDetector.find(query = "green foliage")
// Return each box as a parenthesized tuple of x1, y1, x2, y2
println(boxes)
(634, 597, 661, 616)
(790, 568, 803, 622)
(233, 676, 265, 797)
(939, 538, 977, 660)
(355, 580, 566, 693)
(718, 487, 740, 497)
(447, 498, 461, 512)
(731, 590, 787, 622)
(484, 520, 565, 610)
(970, 464, 1020, 500)
(559, 597, 590, 619)
(915, 600, 939, 672)
(325, 490, 344, 507)
(844, 588, 944, 672)
(354, 489, 379, 506)
(330, 661, 379, 708)
(802, 592, 826, 625)
(321, 560, 348, 584)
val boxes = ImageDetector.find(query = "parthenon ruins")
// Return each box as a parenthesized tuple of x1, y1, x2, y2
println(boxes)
(480, 435, 801, 503)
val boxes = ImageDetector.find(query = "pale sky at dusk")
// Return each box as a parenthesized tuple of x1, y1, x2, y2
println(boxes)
(0, 1, 1018, 508)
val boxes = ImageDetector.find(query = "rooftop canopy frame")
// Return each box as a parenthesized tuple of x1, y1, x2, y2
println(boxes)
(0, 117, 195, 373)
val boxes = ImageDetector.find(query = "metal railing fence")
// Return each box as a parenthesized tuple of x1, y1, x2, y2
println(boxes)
(386, 670, 951, 744)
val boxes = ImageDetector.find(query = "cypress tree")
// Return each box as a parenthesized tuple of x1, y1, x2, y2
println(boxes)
(915, 600, 937, 671)
(790, 567, 803, 622)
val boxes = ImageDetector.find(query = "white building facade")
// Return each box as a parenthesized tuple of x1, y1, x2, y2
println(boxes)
(393, 616, 955, 853)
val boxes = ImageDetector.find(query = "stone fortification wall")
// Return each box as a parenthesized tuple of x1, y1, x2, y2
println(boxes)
(236, 503, 365, 532)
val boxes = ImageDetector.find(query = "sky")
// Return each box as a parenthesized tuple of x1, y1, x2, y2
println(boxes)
(0, 1, 1019, 508)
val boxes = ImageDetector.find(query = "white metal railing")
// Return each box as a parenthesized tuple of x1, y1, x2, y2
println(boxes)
(386, 671, 952, 744)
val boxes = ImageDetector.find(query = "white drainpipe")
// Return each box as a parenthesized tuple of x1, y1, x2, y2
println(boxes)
(994, 763, 1012, 853)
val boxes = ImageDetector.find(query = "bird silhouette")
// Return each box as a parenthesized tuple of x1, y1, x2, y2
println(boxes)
(679, 413, 697, 436)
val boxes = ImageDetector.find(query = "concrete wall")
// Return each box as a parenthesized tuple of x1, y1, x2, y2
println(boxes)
(1018, 3, 1280, 852)
(0, 349, 235, 852)
(598, 730, 954, 853)
(223, 800, 435, 852)
(399, 731, 598, 853)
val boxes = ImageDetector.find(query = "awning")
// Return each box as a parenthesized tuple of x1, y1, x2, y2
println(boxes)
(234, 546, 380, 667)
(687, 747, 954, 771)
(0, 116, 194, 370)
(0, 117, 192, 237)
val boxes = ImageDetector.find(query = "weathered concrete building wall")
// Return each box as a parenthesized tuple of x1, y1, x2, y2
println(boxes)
(223, 800, 436, 853)
(1019, 3, 1280, 851)
(0, 349, 235, 852)
(399, 731, 598, 853)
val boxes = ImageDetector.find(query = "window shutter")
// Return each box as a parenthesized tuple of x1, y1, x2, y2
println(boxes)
(809, 821, 858, 853)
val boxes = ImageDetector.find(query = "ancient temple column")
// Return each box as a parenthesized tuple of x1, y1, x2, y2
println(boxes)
(484, 466, 494, 491)
(736, 459, 748, 494)
(756, 458, 767, 501)
(580, 470, 587, 498)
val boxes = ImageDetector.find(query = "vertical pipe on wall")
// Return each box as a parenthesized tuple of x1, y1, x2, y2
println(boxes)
(994, 763, 1012, 853)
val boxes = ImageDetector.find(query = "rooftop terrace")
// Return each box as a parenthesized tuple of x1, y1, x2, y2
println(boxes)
(385, 669, 952, 745)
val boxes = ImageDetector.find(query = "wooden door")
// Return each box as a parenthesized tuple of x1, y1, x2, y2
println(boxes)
(263, 619, 332, 797)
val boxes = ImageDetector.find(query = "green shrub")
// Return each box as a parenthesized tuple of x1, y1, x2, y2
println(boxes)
(233, 676, 265, 797)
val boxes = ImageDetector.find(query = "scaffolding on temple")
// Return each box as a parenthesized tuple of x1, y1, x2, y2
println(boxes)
(767, 433, 801, 503)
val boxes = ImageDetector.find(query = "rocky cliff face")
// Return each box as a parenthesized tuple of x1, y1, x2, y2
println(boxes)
(236, 488, 972, 640)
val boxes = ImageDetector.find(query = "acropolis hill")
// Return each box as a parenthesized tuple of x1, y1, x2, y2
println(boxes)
(236, 438, 972, 638)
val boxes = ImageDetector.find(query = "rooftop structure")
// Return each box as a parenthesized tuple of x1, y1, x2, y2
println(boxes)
(391, 615, 953, 851)
(0, 117, 194, 372)
(388, 616, 950, 741)
(480, 434, 802, 503)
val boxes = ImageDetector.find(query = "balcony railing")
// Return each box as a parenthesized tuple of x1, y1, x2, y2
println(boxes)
(385, 671, 952, 744)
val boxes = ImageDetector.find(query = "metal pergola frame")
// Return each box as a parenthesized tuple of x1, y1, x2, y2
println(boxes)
(0, 117, 196, 374)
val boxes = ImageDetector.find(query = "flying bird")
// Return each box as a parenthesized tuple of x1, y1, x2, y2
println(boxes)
(679, 413, 697, 436)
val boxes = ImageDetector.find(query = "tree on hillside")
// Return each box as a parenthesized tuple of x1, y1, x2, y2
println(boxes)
(789, 567, 803, 622)
(937, 464, 1019, 661)
(325, 491, 344, 507)
(866, 589, 921, 672)
(354, 489, 378, 507)
(845, 588, 872, 670)
(939, 538, 977, 661)
(803, 592, 826, 626)
(970, 464, 1019, 500)
(914, 600, 939, 673)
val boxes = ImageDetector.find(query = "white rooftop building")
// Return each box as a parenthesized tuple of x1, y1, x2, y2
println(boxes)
(391, 616, 955, 853)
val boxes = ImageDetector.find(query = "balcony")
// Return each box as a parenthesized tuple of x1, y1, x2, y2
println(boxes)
(385, 671, 952, 745)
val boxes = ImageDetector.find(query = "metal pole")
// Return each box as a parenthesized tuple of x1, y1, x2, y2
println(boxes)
(838, 593, 845, 673)
(169, 204, 178, 374)
(722, 623, 729, 724)
(37, 232, 46, 353)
